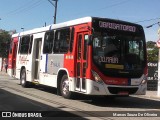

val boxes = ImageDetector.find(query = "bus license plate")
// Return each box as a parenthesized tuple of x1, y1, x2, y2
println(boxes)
(118, 91, 129, 95)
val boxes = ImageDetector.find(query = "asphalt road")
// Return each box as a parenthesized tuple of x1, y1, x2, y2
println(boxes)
(0, 72, 160, 120)
(0, 89, 87, 120)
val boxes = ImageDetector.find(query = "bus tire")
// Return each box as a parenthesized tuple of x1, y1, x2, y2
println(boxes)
(20, 69, 29, 88)
(60, 75, 72, 99)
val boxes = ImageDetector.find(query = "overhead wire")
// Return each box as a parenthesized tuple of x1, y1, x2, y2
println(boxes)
(58, 0, 131, 21)
(17, 0, 43, 15)
(134, 17, 160, 29)
(135, 17, 160, 23)
(1, 0, 42, 19)
(3, 0, 34, 16)
(95, 0, 131, 11)
(1, 0, 159, 30)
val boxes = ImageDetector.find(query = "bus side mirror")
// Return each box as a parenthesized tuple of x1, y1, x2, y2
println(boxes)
(88, 35, 93, 45)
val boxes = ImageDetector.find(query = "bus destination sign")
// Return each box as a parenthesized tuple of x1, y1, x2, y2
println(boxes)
(99, 21, 136, 32)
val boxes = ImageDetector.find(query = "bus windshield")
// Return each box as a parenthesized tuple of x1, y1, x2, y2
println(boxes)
(92, 31, 146, 78)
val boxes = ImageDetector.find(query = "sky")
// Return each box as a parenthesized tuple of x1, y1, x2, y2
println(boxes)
(0, 0, 160, 41)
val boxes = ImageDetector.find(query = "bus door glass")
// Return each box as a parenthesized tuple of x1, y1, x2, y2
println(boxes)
(33, 38, 42, 80)
(13, 41, 18, 75)
(76, 32, 88, 92)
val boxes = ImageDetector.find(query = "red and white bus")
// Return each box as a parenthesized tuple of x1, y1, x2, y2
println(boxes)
(9, 17, 147, 98)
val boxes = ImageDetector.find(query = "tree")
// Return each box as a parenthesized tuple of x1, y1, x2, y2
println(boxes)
(0, 31, 11, 58)
(147, 41, 158, 61)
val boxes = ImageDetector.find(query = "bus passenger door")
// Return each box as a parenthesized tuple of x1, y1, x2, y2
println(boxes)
(33, 38, 42, 80)
(13, 42, 18, 76)
(76, 33, 89, 92)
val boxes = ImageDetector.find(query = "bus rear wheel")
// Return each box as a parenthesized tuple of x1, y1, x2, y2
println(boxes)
(60, 75, 72, 99)
(20, 69, 29, 88)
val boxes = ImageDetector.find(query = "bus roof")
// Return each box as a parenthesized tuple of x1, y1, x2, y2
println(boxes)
(11, 16, 142, 37)
(50, 17, 92, 30)
(11, 25, 50, 38)
(12, 33, 19, 38)
(11, 17, 92, 37)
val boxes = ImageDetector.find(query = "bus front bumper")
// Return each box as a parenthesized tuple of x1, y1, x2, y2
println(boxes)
(85, 79, 147, 96)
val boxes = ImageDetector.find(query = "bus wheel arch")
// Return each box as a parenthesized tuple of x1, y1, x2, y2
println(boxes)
(57, 70, 73, 99)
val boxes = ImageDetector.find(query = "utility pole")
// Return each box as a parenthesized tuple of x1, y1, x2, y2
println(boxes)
(48, 0, 58, 24)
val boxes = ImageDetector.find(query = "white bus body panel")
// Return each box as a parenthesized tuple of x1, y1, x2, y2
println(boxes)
(39, 73, 57, 87)
(38, 54, 64, 87)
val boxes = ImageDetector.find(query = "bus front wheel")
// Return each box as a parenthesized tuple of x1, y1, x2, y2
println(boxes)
(60, 75, 72, 99)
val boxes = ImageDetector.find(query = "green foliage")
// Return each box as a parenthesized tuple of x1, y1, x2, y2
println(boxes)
(147, 41, 158, 61)
(0, 31, 11, 58)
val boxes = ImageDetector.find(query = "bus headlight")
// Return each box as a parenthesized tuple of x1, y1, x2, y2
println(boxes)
(91, 70, 103, 84)
(141, 75, 147, 85)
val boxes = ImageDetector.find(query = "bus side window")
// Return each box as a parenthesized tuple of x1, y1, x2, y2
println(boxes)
(43, 30, 54, 54)
(69, 27, 74, 52)
(28, 35, 33, 54)
(54, 31, 60, 53)
(19, 36, 30, 54)
(54, 28, 70, 53)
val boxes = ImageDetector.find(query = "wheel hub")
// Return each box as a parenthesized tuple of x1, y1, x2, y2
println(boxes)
(62, 79, 69, 95)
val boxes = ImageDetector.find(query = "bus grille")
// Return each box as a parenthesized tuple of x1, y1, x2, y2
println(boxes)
(108, 87, 138, 94)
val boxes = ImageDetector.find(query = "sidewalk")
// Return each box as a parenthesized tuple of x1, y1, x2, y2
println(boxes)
(0, 71, 8, 75)
(0, 71, 159, 100)
(139, 90, 160, 100)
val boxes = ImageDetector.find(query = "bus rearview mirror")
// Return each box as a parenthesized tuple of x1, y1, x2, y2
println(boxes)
(88, 35, 93, 45)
